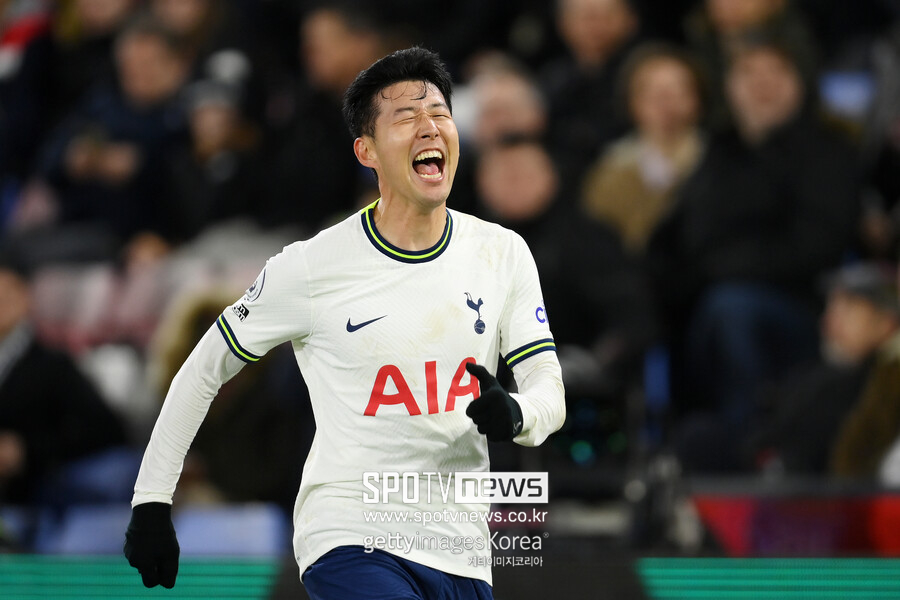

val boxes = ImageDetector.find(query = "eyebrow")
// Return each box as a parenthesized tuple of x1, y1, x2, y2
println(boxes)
(392, 102, 450, 117)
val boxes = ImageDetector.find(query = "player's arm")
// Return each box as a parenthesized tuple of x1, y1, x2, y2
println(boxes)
(125, 243, 312, 588)
(491, 233, 565, 447)
(125, 326, 244, 588)
(131, 326, 246, 506)
(508, 352, 565, 446)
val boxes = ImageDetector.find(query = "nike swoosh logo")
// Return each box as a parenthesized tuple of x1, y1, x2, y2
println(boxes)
(346, 315, 387, 332)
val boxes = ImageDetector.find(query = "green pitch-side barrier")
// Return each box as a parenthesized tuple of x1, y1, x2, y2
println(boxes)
(638, 557, 900, 599)
(0, 554, 281, 599)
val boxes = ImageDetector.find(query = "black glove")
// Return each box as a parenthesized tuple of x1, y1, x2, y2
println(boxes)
(465, 363, 524, 442)
(124, 502, 180, 589)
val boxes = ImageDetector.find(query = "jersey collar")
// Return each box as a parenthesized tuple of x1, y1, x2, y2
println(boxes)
(360, 199, 453, 263)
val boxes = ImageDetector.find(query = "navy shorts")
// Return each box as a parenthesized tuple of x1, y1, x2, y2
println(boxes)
(302, 545, 493, 600)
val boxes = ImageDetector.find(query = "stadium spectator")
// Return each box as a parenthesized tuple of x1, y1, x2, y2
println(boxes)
(160, 79, 264, 242)
(0, 253, 133, 506)
(859, 22, 900, 259)
(36, 14, 190, 259)
(465, 53, 548, 151)
(6, 0, 140, 239)
(45, 0, 138, 127)
(147, 0, 268, 122)
(0, 0, 54, 195)
(262, 3, 390, 231)
(828, 264, 900, 479)
(684, 0, 820, 126)
(451, 52, 548, 215)
(374, 0, 520, 78)
(149, 0, 238, 63)
(581, 43, 706, 254)
(540, 0, 640, 201)
(650, 40, 860, 469)
(738, 263, 900, 476)
(475, 136, 656, 433)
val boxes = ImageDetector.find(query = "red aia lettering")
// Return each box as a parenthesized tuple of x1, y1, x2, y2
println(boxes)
(363, 364, 421, 416)
(426, 360, 439, 414)
(445, 357, 478, 412)
(364, 358, 479, 416)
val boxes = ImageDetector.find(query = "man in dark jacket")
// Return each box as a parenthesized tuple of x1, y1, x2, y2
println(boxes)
(476, 135, 657, 471)
(261, 4, 388, 232)
(38, 16, 189, 253)
(650, 40, 859, 470)
(746, 263, 899, 475)
(540, 0, 640, 202)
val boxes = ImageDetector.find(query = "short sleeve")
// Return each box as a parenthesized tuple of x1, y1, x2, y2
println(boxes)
(217, 242, 312, 363)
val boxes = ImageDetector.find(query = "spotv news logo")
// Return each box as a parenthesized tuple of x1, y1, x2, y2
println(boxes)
(362, 472, 549, 504)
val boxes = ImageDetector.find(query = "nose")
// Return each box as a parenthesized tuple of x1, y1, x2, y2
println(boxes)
(418, 115, 440, 139)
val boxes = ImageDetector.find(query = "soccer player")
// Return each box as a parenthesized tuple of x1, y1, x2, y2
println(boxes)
(124, 47, 565, 599)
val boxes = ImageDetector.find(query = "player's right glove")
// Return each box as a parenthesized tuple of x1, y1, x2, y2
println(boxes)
(465, 363, 524, 442)
(123, 502, 180, 589)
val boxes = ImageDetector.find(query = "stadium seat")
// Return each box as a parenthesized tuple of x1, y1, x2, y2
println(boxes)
(0, 506, 49, 551)
(173, 503, 291, 557)
(36, 502, 291, 556)
(641, 344, 671, 449)
(42, 503, 133, 554)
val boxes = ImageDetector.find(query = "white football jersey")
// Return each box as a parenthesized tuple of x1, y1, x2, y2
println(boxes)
(133, 201, 565, 584)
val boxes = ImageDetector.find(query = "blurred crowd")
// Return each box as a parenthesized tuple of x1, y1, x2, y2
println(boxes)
(2, 0, 900, 529)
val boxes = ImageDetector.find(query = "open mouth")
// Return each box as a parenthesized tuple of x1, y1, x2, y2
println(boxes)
(412, 150, 445, 180)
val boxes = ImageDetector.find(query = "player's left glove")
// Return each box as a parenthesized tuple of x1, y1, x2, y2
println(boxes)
(123, 502, 180, 589)
(465, 363, 524, 442)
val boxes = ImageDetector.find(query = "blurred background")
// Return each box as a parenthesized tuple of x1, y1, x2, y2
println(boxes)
(3, 0, 900, 597)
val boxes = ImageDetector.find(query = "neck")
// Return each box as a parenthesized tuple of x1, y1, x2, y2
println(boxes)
(372, 195, 447, 251)
(642, 128, 697, 156)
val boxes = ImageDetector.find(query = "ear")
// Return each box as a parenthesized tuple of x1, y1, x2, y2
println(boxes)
(354, 136, 378, 170)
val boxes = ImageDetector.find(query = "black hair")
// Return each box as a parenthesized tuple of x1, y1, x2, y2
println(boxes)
(116, 12, 188, 58)
(727, 32, 818, 98)
(342, 46, 453, 139)
(303, 0, 384, 36)
(726, 33, 804, 75)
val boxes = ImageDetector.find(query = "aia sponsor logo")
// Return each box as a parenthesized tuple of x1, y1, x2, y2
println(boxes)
(364, 358, 479, 416)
